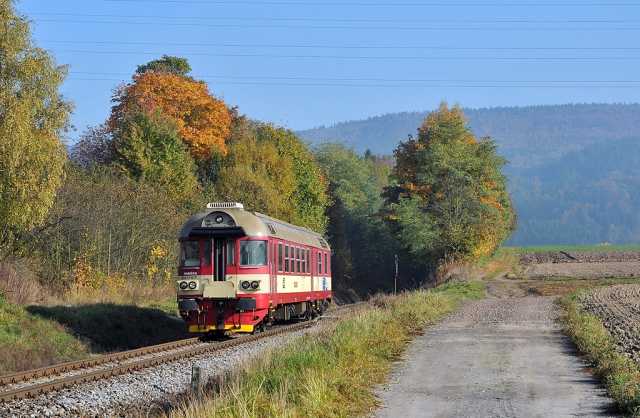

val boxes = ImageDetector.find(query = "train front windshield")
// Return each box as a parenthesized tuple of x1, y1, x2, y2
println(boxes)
(181, 241, 200, 267)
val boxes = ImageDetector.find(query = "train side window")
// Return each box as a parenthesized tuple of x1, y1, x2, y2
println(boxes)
(306, 249, 310, 274)
(301, 249, 306, 273)
(324, 253, 328, 274)
(278, 243, 283, 272)
(317, 251, 322, 274)
(296, 248, 301, 273)
(284, 245, 290, 272)
(226, 240, 235, 265)
(240, 240, 267, 266)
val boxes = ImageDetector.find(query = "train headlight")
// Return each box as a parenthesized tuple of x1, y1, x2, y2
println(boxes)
(250, 281, 259, 290)
(241, 281, 251, 290)
(188, 281, 197, 290)
(215, 215, 224, 224)
(179, 281, 188, 290)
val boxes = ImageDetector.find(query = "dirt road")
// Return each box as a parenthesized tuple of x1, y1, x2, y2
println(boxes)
(375, 294, 617, 417)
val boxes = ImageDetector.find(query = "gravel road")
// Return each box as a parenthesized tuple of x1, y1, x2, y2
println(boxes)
(375, 297, 618, 418)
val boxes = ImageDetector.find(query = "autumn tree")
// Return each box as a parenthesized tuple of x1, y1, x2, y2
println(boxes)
(0, 0, 71, 253)
(112, 112, 200, 206)
(384, 103, 515, 264)
(109, 65, 231, 159)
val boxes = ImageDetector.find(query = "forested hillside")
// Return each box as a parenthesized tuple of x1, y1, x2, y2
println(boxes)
(299, 104, 640, 246)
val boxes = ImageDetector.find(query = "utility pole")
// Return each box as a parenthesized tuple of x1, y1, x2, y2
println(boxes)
(394, 254, 399, 295)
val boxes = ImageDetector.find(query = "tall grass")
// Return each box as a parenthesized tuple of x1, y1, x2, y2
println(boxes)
(168, 282, 485, 418)
(560, 295, 640, 415)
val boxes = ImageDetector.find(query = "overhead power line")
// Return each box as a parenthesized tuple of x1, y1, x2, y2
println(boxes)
(30, 13, 640, 24)
(65, 77, 640, 88)
(54, 49, 640, 61)
(68, 71, 640, 83)
(42, 40, 640, 51)
(102, 0, 640, 7)
(33, 18, 640, 31)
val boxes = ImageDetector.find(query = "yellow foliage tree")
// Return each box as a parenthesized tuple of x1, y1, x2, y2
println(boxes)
(109, 72, 231, 159)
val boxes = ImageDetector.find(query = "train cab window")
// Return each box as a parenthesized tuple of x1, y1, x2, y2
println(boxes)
(181, 241, 200, 268)
(278, 243, 283, 272)
(226, 240, 235, 265)
(284, 245, 290, 272)
(240, 241, 267, 266)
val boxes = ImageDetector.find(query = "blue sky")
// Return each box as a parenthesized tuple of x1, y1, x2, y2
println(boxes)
(17, 0, 640, 140)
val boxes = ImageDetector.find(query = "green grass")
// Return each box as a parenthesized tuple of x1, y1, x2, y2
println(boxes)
(559, 294, 640, 416)
(27, 303, 188, 352)
(504, 244, 640, 254)
(167, 282, 485, 418)
(0, 295, 89, 374)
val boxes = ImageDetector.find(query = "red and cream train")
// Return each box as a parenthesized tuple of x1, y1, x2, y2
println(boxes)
(176, 202, 332, 335)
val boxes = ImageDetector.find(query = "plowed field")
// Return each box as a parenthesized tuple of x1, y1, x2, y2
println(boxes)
(581, 285, 640, 364)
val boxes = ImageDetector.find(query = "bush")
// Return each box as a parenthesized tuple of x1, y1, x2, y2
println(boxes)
(0, 260, 47, 305)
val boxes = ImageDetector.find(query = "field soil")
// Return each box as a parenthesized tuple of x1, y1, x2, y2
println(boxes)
(375, 285, 617, 417)
(580, 284, 640, 364)
(519, 251, 640, 279)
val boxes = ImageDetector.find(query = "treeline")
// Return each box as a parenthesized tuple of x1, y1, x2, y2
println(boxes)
(299, 104, 640, 246)
(0, 2, 514, 302)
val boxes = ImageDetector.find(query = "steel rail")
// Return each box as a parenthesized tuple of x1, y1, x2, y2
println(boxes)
(0, 319, 318, 402)
(0, 337, 201, 386)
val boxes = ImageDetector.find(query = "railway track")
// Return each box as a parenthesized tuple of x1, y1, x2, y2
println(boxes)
(0, 319, 318, 403)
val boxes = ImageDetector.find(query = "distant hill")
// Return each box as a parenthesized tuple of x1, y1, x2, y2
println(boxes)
(298, 104, 640, 246)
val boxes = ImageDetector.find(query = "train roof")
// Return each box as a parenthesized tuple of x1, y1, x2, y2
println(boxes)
(179, 203, 331, 250)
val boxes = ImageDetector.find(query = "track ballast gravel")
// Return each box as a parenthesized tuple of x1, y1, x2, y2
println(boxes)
(0, 324, 328, 417)
(375, 297, 617, 418)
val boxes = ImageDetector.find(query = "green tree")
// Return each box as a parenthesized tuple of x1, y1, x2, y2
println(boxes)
(112, 112, 200, 206)
(213, 120, 329, 233)
(385, 103, 515, 264)
(136, 55, 192, 76)
(257, 125, 329, 233)
(214, 122, 298, 220)
(0, 0, 71, 253)
(315, 143, 407, 295)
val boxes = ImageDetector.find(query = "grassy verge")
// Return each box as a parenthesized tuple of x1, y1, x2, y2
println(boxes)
(559, 294, 640, 415)
(167, 282, 485, 418)
(27, 302, 187, 352)
(0, 295, 89, 374)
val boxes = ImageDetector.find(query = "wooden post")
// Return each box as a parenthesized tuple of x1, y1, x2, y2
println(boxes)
(191, 364, 202, 393)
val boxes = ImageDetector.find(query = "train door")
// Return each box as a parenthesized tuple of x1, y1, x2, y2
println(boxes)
(213, 239, 226, 281)
(270, 241, 278, 298)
